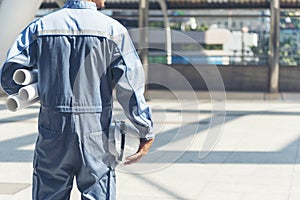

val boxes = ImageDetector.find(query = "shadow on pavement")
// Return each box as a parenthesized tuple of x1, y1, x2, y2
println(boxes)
(0, 102, 300, 165)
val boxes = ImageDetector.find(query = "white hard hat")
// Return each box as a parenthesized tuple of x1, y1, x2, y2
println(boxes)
(109, 121, 140, 163)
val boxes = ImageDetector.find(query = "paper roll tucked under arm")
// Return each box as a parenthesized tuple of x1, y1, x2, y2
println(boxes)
(18, 83, 38, 101)
(6, 94, 39, 112)
(13, 69, 38, 85)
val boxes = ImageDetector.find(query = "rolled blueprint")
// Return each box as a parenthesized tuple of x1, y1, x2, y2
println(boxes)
(13, 69, 38, 85)
(18, 83, 38, 101)
(6, 94, 39, 112)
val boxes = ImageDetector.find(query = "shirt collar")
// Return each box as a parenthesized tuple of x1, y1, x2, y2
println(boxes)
(64, 0, 97, 10)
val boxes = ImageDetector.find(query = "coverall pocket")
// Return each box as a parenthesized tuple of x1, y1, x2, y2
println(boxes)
(38, 108, 72, 135)
(76, 112, 103, 134)
(81, 130, 106, 163)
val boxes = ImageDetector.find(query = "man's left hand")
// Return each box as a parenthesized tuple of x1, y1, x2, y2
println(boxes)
(124, 138, 154, 165)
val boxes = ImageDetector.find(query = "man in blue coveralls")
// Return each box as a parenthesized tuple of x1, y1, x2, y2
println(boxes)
(0, 0, 154, 199)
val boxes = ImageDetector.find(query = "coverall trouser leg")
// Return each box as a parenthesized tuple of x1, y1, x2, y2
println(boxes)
(32, 108, 116, 200)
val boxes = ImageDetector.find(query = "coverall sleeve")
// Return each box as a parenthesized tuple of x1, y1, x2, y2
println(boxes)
(0, 21, 38, 95)
(112, 29, 154, 140)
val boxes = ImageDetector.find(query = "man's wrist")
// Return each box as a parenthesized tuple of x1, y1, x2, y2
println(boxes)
(140, 136, 154, 144)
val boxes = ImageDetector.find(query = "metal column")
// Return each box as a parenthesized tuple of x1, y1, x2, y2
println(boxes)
(269, 0, 280, 93)
(139, 0, 150, 96)
(157, 0, 172, 65)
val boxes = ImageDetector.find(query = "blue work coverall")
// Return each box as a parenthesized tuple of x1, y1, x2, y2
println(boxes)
(0, 0, 153, 199)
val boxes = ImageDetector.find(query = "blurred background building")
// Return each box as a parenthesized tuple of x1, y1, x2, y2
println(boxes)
(2, 0, 300, 92)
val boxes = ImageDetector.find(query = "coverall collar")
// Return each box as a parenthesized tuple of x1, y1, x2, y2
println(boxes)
(64, 0, 97, 10)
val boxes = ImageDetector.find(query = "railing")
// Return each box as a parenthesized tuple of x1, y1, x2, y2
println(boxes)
(148, 51, 270, 66)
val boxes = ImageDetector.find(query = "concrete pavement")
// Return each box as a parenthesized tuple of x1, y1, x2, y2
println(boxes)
(1, 92, 300, 200)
